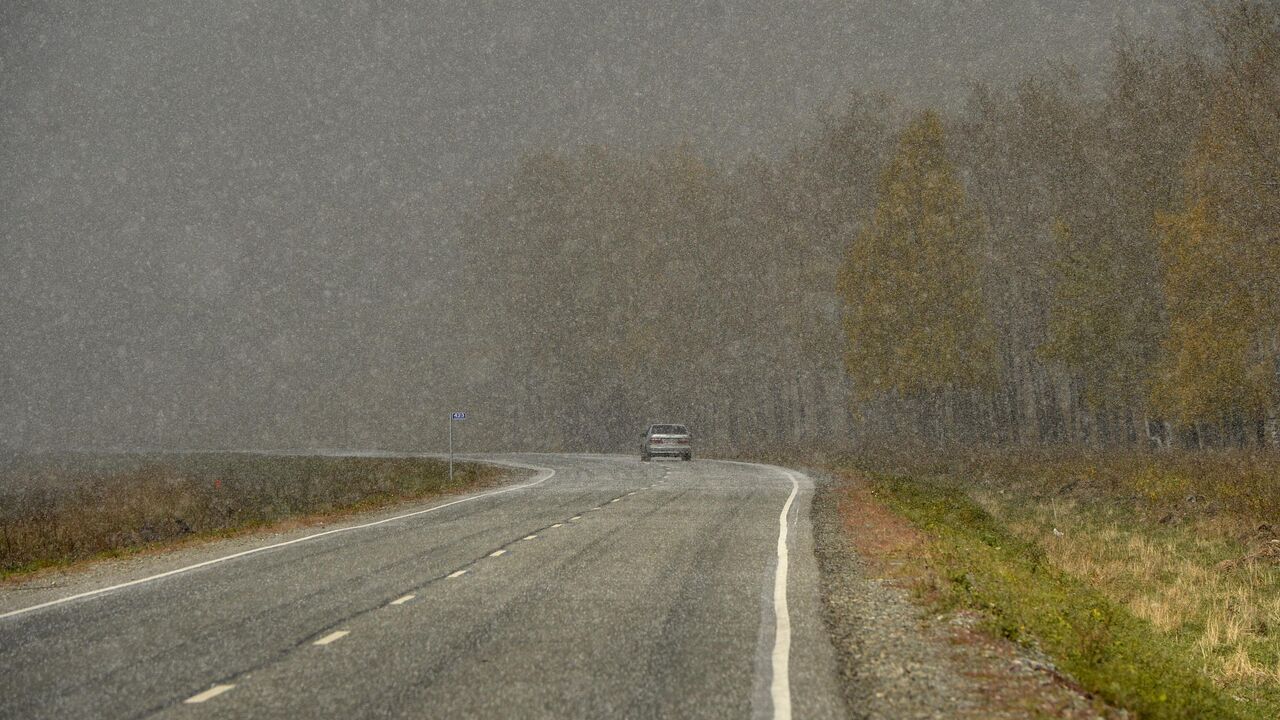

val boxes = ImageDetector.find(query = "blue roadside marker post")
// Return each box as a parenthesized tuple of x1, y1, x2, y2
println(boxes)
(449, 411, 466, 482)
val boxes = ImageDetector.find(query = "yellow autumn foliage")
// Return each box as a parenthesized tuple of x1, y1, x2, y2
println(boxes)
(1153, 20, 1280, 426)
(838, 111, 995, 400)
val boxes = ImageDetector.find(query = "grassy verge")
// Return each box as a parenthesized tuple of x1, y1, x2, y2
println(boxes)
(949, 452, 1280, 712)
(863, 470, 1252, 719)
(837, 449, 1280, 717)
(0, 452, 510, 579)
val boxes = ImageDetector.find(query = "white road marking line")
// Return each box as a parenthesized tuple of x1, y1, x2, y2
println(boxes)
(448, 569, 467, 578)
(609, 498, 620, 503)
(184, 685, 234, 704)
(570, 515, 582, 521)
(489, 549, 506, 557)
(713, 459, 802, 720)
(389, 594, 415, 605)
(551, 523, 563, 528)
(0, 462, 558, 621)
(314, 630, 349, 646)
(522, 534, 537, 540)
(770, 469, 800, 720)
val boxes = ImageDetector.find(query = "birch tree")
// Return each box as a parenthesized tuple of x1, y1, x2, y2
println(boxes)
(838, 111, 994, 443)
(1155, 2, 1280, 444)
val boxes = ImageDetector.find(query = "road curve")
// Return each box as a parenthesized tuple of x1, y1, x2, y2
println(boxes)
(0, 454, 844, 719)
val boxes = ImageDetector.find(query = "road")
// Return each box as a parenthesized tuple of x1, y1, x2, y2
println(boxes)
(0, 454, 844, 719)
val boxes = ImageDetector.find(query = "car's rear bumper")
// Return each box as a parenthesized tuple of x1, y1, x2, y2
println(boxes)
(644, 445, 691, 456)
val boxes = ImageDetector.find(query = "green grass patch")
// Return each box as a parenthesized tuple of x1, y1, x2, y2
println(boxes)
(870, 472, 1255, 720)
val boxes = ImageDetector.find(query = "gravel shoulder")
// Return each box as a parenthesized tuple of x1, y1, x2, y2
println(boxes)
(809, 468, 1119, 720)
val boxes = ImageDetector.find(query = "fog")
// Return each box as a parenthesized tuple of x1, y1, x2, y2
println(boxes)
(1, 1, 1198, 452)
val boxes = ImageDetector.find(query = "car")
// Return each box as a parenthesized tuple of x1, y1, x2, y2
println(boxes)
(640, 423, 692, 462)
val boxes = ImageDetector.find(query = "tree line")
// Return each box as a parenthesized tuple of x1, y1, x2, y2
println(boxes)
(441, 1, 1278, 452)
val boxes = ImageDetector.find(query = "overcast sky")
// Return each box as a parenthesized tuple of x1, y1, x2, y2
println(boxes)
(1, 0, 1198, 450)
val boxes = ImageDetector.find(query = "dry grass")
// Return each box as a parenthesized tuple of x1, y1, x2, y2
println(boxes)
(1018, 511, 1280, 693)
(0, 452, 510, 577)
(920, 450, 1280, 711)
(858, 470, 1248, 719)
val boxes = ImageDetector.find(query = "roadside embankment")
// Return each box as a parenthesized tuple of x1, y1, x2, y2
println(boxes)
(814, 449, 1280, 719)
(0, 452, 510, 579)
(812, 468, 1122, 719)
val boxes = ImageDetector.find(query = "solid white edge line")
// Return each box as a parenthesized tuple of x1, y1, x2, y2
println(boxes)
(184, 684, 235, 704)
(314, 630, 349, 646)
(716, 459, 800, 720)
(770, 469, 799, 720)
(0, 461, 556, 621)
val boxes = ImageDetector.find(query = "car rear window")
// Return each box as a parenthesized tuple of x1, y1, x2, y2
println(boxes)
(651, 425, 688, 435)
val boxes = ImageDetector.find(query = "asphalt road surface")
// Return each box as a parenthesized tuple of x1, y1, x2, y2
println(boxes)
(0, 454, 844, 719)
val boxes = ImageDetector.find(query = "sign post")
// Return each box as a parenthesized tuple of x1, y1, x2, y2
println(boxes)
(449, 411, 466, 482)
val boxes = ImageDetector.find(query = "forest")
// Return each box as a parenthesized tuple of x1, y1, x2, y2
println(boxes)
(441, 2, 1279, 453)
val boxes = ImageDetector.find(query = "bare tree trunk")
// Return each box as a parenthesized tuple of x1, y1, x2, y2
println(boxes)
(793, 371, 806, 444)
(1143, 415, 1166, 450)
(1037, 369, 1056, 443)
(991, 386, 1004, 444)
(942, 388, 956, 448)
